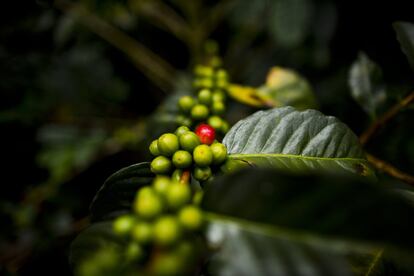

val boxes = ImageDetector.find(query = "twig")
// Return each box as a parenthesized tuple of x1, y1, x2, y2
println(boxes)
(54, 0, 176, 92)
(360, 91, 414, 145)
(366, 153, 414, 185)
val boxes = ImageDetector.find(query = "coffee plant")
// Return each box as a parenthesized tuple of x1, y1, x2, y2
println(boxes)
(69, 26, 414, 274)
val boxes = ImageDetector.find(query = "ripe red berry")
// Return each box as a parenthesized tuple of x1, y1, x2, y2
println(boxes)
(195, 124, 216, 145)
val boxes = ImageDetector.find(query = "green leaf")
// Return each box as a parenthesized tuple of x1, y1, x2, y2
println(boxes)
(202, 169, 414, 275)
(90, 162, 153, 222)
(393, 21, 414, 72)
(222, 107, 374, 177)
(268, 0, 312, 48)
(348, 52, 386, 118)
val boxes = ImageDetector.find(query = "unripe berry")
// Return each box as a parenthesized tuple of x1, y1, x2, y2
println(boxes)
(113, 214, 135, 236)
(210, 143, 228, 165)
(166, 182, 191, 209)
(207, 116, 223, 130)
(153, 216, 182, 246)
(216, 79, 228, 89)
(131, 222, 153, 244)
(179, 132, 200, 152)
(157, 133, 179, 157)
(221, 120, 230, 133)
(211, 101, 225, 115)
(174, 126, 190, 137)
(212, 89, 226, 102)
(195, 124, 215, 145)
(176, 115, 192, 127)
(195, 65, 213, 77)
(172, 150, 193, 169)
(151, 156, 172, 174)
(216, 69, 229, 80)
(193, 144, 213, 166)
(125, 243, 144, 261)
(198, 89, 212, 105)
(193, 166, 212, 181)
(149, 140, 160, 156)
(178, 205, 204, 230)
(191, 104, 209, 120)
(150, 252, 185, 276)
(200, 78, 213, 88)
(134, 192, 163, 219)
(153, 176, 171, 195)
(178, 96, 195, 113)
(193, 190, 204, 205)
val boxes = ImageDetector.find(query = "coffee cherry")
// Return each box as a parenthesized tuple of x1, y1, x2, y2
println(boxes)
(192, 190, 204, 205)
(198, 89, 212, 105)
(179, 132, 200, 152)
(174, 126, 190, 137)
(211, 101, 225, 115)
(125, 242, 144, 262)
(131, 222, 153, 244)
(166, 182, 191, 209)
(212, 89, 226, 102)
(134, 192, 163, 219)
(153, 216, 182, 246)
(178, 96, 195, 114)
(178, 205, 204, 230)
(150, 252, 185, 276)
(221, 120, 230, 133)
(149, 140, 160, 156)
(151, 156, 172, 174)
(216, 78, 228, 89)
(195, 124, 215, 145)
(216, 69, 228, 80)
(200, 78, 213, 88)
(193, 166, 212, 181)
(193, 145, 213, 167)
(176, 115, 192, 127)
(153, 176, 170, 195)
(191, 104, 209, 120)
(195, 65, 213, 77)
(207, 116, 223, 130)
(113, 214, 135, 236)
(172, 150, 192, 169)
(157, 133, 179, 157)
(210, 143, 227, 165)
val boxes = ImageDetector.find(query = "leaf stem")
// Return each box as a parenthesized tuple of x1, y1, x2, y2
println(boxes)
(360, 91, 414, 145)
(366, 153, 414, 185)
(54, 0, 176, 92)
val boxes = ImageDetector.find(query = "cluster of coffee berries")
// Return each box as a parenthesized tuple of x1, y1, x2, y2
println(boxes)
(176, 65, 230, 135)
(149, 125, 228, 182)
(113, 176, 204, 275)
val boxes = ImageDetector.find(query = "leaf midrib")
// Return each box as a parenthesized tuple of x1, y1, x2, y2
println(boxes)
(205, 212, 381, 254)
(229, 153, 367, 163)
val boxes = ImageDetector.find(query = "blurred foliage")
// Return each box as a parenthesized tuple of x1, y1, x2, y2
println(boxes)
(0, 0, 413, 275)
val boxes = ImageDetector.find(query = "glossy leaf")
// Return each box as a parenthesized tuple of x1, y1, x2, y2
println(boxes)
(222, 107, 374, 176)
(90, 162, 153, 222)
(202, 169, 414, 275)
(349, 52, 386, 118)
(393, 21, 414, 72)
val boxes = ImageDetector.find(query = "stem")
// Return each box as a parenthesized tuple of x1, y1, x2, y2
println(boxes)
(360, 91, 414, 145)
(54, 0, 176, 92)
(366, 153, 414, 185)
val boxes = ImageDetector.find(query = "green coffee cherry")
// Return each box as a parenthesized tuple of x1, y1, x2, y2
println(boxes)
(178, 96, 195, 114)
(125, 242, 144, 261)
(193, 166, 212, 181)
(166, 182, 191, 209)
(172, 150, 193, 169)
(153, 176, 171, 195)
(113, 214, 135, 235)
(176, 115, 192, 127)
(200, 78, 213, 88)
(192, 190, 204, 205)
(150, 252, 185, 276)
(178, 205, 204, 230)
(157, 133, 179, 157)
(207, 116, 223, 130)
(193, 144, 213, 167)
(153, 216, 182, 246)
(212, 89, 226, 102)
(216, 69, 228, 80)
(195, 66, 214, 77)
(174, 126, 190, 137)
(149, 140, 160, 156)
(179, 132, 200, 152)
(131, 222, 153, 244)
(221, 120, 230, 133)
(151, 156, 172, 174)
(216, 78, 228, 89)
(198, 89, 212, 105)
(134, 192, 163, 219)
(210, 143, 227, 165)
(211, 101, 225, 115)
(171, 169, 183, 183)
(191, 104, 209, 120)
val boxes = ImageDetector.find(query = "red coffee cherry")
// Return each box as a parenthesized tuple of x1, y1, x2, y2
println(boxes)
(195, 124, 215, 145)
